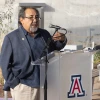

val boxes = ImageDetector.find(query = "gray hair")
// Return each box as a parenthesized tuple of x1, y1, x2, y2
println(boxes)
(18, 7, 40, 25)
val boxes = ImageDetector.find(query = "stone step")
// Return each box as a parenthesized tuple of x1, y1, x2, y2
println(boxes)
(92, 95, 100, 100)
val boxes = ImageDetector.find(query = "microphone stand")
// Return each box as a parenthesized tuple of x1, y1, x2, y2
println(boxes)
(40, 28, 67, 100)
(40, 38, 52, 100)
(53, 28, 59, 36)
(44, 51, 48, 100)
(52, 28, 67, 36)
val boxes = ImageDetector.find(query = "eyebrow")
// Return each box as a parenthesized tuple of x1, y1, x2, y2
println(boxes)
(29, 15, 38, 16)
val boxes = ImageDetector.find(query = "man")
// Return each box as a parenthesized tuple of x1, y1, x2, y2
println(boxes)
(0, 7, 67, 100)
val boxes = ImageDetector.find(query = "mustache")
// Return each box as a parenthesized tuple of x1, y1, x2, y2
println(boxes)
(31, 21, 38, 25)
(31, 23, 36, 25)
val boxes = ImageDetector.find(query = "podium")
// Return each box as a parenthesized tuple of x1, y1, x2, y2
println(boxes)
(40, 51, 92, 100)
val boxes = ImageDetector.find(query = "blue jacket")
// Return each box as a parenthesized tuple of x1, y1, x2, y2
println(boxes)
(0, 26, 67, 91)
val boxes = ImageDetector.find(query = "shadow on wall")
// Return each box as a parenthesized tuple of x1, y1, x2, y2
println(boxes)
(44, 4, 55, 12)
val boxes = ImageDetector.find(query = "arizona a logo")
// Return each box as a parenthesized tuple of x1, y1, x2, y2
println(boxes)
(68, 75, 85, 98)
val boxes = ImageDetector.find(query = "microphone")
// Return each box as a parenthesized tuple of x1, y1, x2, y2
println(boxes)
(49, 24, 67, 35)
(49, 24, 61, 29)
(49, 24, 67, 31)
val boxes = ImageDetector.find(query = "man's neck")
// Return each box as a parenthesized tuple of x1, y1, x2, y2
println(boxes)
(28, 32, 35, 37)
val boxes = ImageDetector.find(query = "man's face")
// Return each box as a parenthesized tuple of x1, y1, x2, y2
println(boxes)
(20, 8, 39, 33)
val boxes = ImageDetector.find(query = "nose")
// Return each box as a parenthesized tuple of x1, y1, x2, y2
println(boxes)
(32, 16, 39, 22)
(33, 18, 36, 21)
(32, 18, 37, 23)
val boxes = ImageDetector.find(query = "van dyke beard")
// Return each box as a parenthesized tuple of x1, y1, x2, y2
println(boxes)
(30, 25, 38, 33)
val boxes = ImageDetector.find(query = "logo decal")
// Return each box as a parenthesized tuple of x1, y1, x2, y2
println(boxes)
(68, 75, 85, 98)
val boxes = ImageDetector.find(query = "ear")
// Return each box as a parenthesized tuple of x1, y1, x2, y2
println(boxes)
(19, 17, 24, 24)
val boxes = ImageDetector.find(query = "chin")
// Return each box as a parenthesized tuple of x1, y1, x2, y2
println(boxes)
(30, 27, 38, 33)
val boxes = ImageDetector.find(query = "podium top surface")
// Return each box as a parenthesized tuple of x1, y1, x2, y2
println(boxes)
(31, 50, 98, 65)
(59, 49, 98, 54)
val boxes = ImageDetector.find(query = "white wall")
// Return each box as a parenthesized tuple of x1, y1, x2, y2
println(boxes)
(0, 0, 100, 46)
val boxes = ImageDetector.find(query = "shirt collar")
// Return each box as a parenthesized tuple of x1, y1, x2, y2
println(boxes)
(21, 25, 40, 38)
(21, 25, 28, 36)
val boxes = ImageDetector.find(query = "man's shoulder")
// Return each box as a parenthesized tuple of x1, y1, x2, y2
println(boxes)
(8, 28, 19, 35)
(4, 28, 20, 41)
(6, 28, 19, 37)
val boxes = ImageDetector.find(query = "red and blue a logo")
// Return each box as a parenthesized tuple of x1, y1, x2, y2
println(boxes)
(68, 75, 85, 98)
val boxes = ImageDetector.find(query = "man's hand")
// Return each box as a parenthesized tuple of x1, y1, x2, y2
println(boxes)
(52, 31, 65, 41)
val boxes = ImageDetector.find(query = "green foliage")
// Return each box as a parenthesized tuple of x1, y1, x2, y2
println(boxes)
(0, 76, 4, 85)
(94, 51, 100, 64)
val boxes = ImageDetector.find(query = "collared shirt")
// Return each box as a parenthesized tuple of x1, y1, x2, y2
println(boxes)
(21, 27, 42, 87)
(21, 27, 46, 61)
